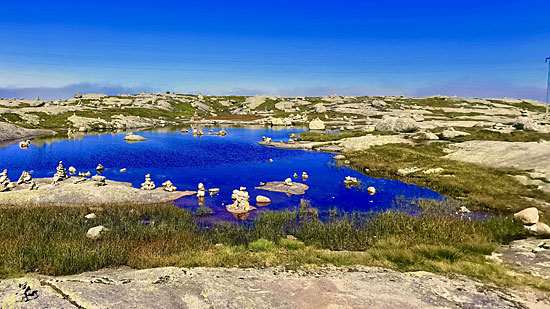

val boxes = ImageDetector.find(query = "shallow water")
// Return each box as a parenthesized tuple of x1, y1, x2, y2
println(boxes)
(0, 126, 443, 221)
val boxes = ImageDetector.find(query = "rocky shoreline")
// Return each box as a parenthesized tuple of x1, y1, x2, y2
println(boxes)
(0, 176, 191, 207)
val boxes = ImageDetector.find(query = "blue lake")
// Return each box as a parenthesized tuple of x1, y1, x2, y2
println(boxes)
(0, 126, 443, 220)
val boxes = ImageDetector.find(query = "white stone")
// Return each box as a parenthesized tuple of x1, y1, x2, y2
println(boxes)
(86, 225, 109, 239)
(514, 207, 539, 225)
(256, 195, 271, 204)
(309, 118, 326, 130)
(85, 213, 97, 220)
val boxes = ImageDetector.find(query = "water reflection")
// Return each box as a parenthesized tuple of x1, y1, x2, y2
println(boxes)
(0, 125, 443, 221)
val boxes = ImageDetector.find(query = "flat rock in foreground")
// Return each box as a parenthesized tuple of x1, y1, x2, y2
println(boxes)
(1, 266, 546, 308)
(0, 178, 190, 207)
(255, 181, 309, 195)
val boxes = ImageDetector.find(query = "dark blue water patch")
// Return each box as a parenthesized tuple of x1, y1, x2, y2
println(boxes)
(0, 126, 443, 221)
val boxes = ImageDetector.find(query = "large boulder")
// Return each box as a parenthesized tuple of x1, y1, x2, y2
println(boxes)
(309, 118, 326, 130)
(314, 103, 327, 113)
(513, 116, 548, 132)
(514, 207, 539, 225)
(375, 116, 417, 133)
(370, 100, 387, 108)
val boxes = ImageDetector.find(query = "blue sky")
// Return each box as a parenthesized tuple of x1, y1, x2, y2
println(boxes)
(1, 0, 549, 100)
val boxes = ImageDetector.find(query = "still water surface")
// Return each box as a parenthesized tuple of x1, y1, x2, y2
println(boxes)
(0, 126, 442, 220)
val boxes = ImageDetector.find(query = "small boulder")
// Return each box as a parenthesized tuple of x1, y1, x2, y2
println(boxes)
(525, 222, 550, 236)
(439, 128, 470, 139)
(68, 166, 76, 175)
(85, 213, 97, 220)
(256, 195, 271, 204)
(514, 207, 539, 225)
(333, 155, 346, 160)
(367, 186, 376, 195)
(86, 225, 109, 239)
(124, 132, 148, 142)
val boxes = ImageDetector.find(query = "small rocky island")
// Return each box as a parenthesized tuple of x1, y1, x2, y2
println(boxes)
(0, 165, 190, 207)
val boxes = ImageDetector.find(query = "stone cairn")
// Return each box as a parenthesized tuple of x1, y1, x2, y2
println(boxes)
(17, 171, 32, 184)
(162, 180, 177, 192)
(96, 164, 104, 174)
(343, 176, 359, 187)
(0, 169, 14, 192)
(302, 172, 309, 181)
(226, 187, 256, 213)
(91, 175, 106, 186)
(68, 166, 76, 175)
(52, 161, 68, 185)
(141, 174, 155, 190)
(197, 183, 206, 197)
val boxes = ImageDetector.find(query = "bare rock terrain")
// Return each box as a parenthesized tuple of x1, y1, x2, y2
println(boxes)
(0, 122, 53, 144)
(1, 266, 548, 308)
(0, 177, 190, 207)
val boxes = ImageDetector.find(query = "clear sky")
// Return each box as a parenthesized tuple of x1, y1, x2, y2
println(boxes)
(1, 0, 549, 100)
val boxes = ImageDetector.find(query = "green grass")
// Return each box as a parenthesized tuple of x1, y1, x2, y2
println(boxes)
(436, 126, 550, 142)
(0, 200, 548, 291)
(345, 143, 550, 213)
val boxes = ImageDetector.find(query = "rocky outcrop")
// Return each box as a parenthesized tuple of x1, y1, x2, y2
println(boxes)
(308, 118, 325, 130)
(0, 266, 544, 308)
(0, 177, 189, 207)
(375, 116, 417, 133)
(255, 181, 309, 195)
(513, 116, 549, 132)
(0, 122, 53, 142)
